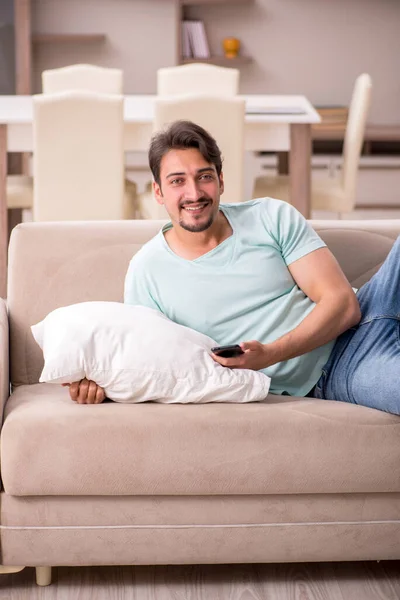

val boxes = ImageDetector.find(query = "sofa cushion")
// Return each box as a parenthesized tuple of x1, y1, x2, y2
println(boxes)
(2, 383, 400, 496)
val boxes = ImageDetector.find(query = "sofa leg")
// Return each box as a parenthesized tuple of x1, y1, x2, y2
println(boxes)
(0, 565, 25, 575)
(36, 566, 52, 586)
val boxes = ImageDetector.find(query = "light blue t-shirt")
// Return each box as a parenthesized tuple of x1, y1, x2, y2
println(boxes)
(124, 198, 335, 397)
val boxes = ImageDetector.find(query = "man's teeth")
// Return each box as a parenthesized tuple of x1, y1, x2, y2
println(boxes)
(184, 204, 206, 211)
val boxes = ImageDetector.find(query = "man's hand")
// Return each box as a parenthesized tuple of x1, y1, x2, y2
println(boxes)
(211, 341, 270, 371)
(62, 379, 106, 404)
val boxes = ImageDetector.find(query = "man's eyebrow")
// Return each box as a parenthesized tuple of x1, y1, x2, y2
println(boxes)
(197, 167, 215, 174)
(166, 171, 185, 179)
(166, 167, 215, 179)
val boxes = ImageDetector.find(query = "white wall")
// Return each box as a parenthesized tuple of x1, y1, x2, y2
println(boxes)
(32, 0, 178, 94)
(0, 0, 13, 24)
(32, 0, 400, 124)
(186, 0, 400, 124)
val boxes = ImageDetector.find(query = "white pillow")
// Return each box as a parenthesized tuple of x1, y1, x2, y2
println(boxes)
(31, 302, 271, 404)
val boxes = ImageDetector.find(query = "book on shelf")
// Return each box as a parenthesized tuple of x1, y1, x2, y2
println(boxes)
(182, 20, 210, 59)
(181, 21, 191, 58)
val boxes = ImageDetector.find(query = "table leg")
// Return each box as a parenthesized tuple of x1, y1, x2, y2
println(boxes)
(0, 125, 7, 299)
(289, 123, 311, 218)
(277, 151, 289, 175)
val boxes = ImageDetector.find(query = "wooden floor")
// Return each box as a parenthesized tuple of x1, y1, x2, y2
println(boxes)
(1, 562, 399, 599)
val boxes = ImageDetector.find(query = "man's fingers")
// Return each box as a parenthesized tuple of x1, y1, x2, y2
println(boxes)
(211, 353, 245, 368)
(77, 378, 89, 404)
(241, 341, 260, 352)
(87, 381, 98, 404)
(69, 381, 81, 402)
(95, 386, 105, 404)
(66, 378, 104, 405)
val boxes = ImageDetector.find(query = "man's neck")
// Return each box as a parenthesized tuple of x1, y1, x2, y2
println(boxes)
(164, 210, 233, 261)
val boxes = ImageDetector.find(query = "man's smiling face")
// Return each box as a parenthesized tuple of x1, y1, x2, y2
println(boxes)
(153, 147, 224, 233)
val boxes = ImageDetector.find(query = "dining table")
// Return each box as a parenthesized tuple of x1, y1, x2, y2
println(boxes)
(0, 93, 320, 297)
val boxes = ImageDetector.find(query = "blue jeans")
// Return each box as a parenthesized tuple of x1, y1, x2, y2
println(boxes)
(312, 235, 400, 415)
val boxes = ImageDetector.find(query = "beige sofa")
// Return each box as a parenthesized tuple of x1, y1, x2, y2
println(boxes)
(1, 219, 400, 587)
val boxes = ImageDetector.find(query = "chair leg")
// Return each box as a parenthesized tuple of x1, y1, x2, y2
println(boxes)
(0, 565, 25, 575)
(36, 566, 52, 586)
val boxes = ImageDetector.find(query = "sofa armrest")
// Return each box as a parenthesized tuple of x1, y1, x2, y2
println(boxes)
(0, 297, 9, 426)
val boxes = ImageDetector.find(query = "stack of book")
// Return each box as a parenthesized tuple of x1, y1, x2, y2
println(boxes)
(182, 20, 210, 60)
(313, 105, 349, 133)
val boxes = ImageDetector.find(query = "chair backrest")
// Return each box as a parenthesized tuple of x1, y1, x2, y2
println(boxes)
(342, 73, 372, 203)
(154, 94, 245, 206)
(157, 63, 239, 96)
(33, 91, 127, 221)
(42, 64, 123, 94)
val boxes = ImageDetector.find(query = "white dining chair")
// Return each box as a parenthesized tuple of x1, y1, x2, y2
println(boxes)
(157, 63, 239, 96)
(42, 64, 123, 94)
(7, 65, 126, 225)
(129, 64, 240, 201)
(253, 74, 373, 217)
(33, 91, 136, 221)
(138, 94, 245, 219)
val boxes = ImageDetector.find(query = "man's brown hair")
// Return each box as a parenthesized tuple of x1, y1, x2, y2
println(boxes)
(149, 120, 223, 187)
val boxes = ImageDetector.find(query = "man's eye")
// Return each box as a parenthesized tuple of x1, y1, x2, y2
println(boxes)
(171, 178, 183, 185)
(200, 174, 213, 180)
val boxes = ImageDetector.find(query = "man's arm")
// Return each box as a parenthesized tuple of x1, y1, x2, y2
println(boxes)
(266, 246, 360, 364)
(212, 247, 361, 371)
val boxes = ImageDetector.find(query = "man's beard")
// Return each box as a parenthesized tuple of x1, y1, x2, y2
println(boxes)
(179, 213, 215, 233)
(178, 199, 215, 233)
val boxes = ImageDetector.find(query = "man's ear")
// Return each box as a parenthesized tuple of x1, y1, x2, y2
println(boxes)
(153, 181, 164, 206)
(219, 172, 224, 196)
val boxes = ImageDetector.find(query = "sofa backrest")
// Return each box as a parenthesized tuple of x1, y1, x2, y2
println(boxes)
(7, 219, 400, 386)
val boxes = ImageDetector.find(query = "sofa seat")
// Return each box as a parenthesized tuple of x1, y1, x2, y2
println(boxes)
(2, 383, 400, 497)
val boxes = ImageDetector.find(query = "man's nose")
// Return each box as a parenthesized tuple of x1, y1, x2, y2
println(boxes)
(184, 179, 203, 201)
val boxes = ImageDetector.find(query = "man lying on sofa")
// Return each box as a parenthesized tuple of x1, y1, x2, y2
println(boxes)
(65, 120, 400, 415)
